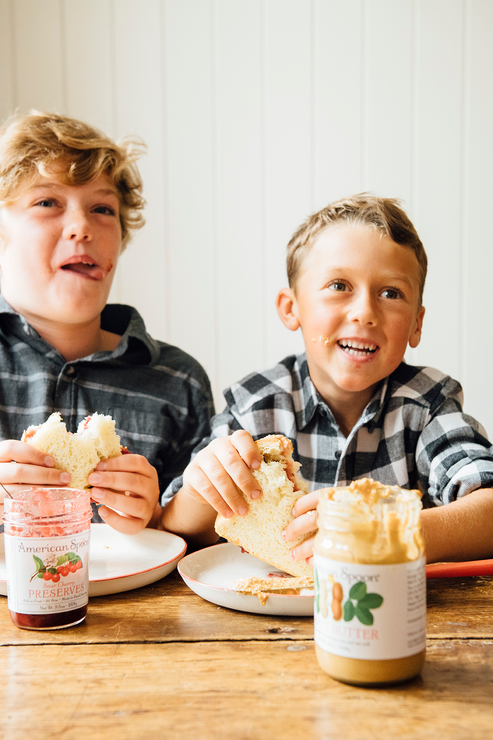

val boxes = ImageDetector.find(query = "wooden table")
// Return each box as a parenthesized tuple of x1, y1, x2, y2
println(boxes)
(0, 567, 492, 740)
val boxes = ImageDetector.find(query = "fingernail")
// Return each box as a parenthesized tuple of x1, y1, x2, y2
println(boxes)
(250, 490, 261, 500)
(89, 473, 101, 484)
(44, 456, 55, 467)
(60, 472, 70, 484)
(281, 530, 287, 540)
(91, 490, 105, 501)
(238, 506, 248, 516)
(223, 508, 233, 518)
(291, 507, 296, 517)
(290, 550, 295, 559)
(251, 460, 260, 470)
(96, 461, 107, 471)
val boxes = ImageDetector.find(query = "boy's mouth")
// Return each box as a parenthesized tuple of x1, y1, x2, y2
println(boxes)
(337, 340, 378, 356)
(60, 256, 105, 280)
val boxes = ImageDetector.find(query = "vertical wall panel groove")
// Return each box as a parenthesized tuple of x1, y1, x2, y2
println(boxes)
(0, 0, 492, 433)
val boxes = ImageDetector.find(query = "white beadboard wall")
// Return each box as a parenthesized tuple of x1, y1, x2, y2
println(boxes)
(1, 0, 493, 437)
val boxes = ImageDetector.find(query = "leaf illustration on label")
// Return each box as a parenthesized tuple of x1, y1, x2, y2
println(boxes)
(57, 554, 69, 566)
(314, 570, 320, 613)
(30, 554, 46, 582)
(33, 555, 44, 572)
(349, 581, 367, 601)
(342, 581, 384, 625)
(343, 599, 355, 622)
(355, 604, 374, 626)
(358, 593, 384, 610)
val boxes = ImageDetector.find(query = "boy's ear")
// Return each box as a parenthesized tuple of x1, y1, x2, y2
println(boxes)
(409, 305, 425, 349)
(276, 287, 301, 332)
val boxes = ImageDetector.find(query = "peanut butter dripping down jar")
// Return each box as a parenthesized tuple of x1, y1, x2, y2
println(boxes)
(314, 479, 426, 686)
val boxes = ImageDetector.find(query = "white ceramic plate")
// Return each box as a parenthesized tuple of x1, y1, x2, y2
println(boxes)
(0, 523, 187, 597)
(178, 542, 314, 616)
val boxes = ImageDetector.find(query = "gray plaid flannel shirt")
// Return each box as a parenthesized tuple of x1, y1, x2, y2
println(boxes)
(0, 297, 214, 499)
(165, 353, 493, 508)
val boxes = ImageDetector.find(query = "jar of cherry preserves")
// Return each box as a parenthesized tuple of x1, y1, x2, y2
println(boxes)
(3, 487, 92, 630)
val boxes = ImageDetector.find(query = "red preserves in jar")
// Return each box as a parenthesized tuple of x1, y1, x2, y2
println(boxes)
(3, 487, 92, 630)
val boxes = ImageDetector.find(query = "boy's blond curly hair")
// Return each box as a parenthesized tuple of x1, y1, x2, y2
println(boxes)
(0, 111, 146, 250)
(287, 193, 428, 305)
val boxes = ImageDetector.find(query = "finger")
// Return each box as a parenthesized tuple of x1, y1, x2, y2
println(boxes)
(0, 440, 55, 467)
(229, 430, 262, 470)
(291, 490, 320, 518)
(97, 505, 144, 535)
(88, 469, 152, 496)
(94, 453, 152, 475)
(282, 509, 318, 542)
(184, 464, 243, 518)
(210, 438, 261, 500)
(193, 451, 253, 515)
(289, 535, 316, 564)
(90, 487, 149, 520)
(0, 461, 70, 487)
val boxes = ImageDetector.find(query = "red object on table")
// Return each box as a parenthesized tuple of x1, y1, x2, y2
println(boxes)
(426, 559, 493, 578)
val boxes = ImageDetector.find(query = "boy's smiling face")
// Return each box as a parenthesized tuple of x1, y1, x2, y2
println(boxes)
(277, 223, 425, 421)
(0, 172, 122, 332)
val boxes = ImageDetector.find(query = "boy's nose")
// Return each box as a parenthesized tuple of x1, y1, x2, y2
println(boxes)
(348, 292, 378, 325)
(62, 210, 92, 242)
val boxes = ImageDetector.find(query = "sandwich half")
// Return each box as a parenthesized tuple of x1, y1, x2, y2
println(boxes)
(22, 412, 122, 490)
(215, 434, 315, 578)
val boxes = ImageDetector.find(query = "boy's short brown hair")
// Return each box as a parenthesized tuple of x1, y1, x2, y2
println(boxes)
(0, 111, 146, 250)
(287, 193, 428, 304)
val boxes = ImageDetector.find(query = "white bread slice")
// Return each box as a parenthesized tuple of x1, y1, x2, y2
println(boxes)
(214, 434, 315, 578)
(77, 413, 122, 461)
(22, 412, 122, 490)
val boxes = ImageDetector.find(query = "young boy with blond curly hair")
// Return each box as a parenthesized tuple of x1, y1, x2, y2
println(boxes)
(160, 194, 493, 564)
(0, 111, 213, 533)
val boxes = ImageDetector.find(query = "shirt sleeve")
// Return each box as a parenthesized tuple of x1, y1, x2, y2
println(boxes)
(416, 376, 493, 506)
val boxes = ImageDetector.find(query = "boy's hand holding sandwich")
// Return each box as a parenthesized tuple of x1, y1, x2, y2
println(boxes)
(161, 430, 315, 564)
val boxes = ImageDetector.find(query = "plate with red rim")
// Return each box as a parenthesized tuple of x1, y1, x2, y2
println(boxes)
(0, 523, 187, 597)
(178, 542, 314, 616)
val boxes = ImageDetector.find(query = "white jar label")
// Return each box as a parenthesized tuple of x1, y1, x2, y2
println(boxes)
(314, 554, 426, 660)
(4, 531, 90, 615)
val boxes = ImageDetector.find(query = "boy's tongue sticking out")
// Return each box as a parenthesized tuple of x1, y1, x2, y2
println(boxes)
(60, 255, 107, 280)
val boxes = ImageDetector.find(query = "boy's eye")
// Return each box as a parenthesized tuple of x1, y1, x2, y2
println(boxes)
(36, 199, 56, 208)
(93, 205, 116, 216)
(381, 288, 403, 300)
(328, 281, 347, 292)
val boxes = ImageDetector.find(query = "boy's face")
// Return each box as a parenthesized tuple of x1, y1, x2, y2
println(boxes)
(278, 224, 425, 410)
(0, 172, 122, 330)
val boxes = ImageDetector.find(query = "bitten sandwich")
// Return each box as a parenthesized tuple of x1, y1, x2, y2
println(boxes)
(215, 434, 315, 578)
(22, 412, 122, 490)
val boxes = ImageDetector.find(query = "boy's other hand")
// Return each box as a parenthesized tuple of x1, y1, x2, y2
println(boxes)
(88, 454, 160, 534)
(0, 440, 70, 500)
(283, 489, 320, 566)
(181, 430, 262, 518)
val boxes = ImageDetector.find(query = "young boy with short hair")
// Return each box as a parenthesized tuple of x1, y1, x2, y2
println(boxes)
(0, 111, 214, 533)
(160, 194, 493, 563)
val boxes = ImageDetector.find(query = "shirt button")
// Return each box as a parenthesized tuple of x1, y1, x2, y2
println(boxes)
(66, 366, 75, 376)
(334, 450, 342, 459)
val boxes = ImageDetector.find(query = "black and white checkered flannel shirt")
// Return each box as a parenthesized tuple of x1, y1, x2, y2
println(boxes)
(165, 353, 493, 509)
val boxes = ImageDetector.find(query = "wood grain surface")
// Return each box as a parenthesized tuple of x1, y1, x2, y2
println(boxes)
(1, 572, 492, 739)
(1, 640, 492, 740)
(1, 571, 492, 646)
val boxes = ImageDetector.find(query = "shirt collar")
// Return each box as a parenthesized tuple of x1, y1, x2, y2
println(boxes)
(294, 352, 389, 431)
(0, 296, 160, 365)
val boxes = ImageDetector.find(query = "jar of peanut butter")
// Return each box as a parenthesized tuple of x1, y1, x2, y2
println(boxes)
(314, 478, 426, 686)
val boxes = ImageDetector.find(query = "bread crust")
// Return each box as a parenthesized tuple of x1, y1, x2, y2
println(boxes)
(22, 412, 122, 489)
(215, 434, 314, 577)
